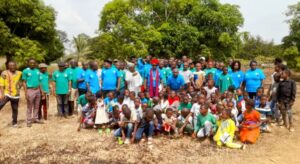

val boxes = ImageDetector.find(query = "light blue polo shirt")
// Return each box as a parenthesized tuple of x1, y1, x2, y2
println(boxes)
(167, 74, 185, 91)
(101, 67, 118, 91)
(77, 68, 87, 90)
(85, 69, 100, 94)
(244, 69, 265, 92)
(204, 68, 217, 78)
(230, 70, 244, 89)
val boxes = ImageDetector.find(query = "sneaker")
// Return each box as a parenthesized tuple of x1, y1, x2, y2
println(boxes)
(289, 127, 295, 132)
(105, 128, 111, 136)
(147, 137, 153, 145)
(98, 129, 103, 135)
(12, 124, 19, 128)
(241, 144, 246, 150)
(124, 138, 130, 144)
(118, 137, 124, 145)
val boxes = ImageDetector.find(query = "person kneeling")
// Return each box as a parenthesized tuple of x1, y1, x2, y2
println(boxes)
(81, 95, 97, 129)
(192, 104, 216, 144)
(114, 105, 138, 144)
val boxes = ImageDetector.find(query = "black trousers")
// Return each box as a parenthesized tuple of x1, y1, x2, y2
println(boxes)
(0, 96, 19, 125)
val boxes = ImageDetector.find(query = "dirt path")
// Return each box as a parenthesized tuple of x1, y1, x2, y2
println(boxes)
(0, 80, 300, 163)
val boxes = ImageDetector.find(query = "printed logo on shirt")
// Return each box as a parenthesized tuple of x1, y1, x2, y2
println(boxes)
(28, 73, 31, 76)
(64, 74, 68, 77)
(56, 74, 59, 78)
(238, 74, 241, 78)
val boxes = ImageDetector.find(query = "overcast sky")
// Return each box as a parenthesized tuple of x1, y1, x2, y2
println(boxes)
(44, 0, 298, 44)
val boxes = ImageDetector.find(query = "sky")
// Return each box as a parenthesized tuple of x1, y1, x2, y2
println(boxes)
(44, 0, 299, 44)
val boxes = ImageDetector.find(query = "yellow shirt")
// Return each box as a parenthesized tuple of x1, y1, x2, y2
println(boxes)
(0, 70, 22, 98)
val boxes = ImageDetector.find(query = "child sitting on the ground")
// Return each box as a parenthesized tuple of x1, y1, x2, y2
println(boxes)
(214, 109, 245, 149)
(226, 101, 239, 126)
(255, 95, 272, 133)
(81, 95, 97, 129)
(135, 109, 155, 145)
(109, 106, 121, 130)
(178, 95, 192, 111)
(162, 108, 178, 135)
(204, 79, 218, 99)
(77, 91, 92, 113)
(104, 91, 117, 113)
(177, 108, 193, 135)
(193, 104, 216, 144)
(114, 105, 138, 144)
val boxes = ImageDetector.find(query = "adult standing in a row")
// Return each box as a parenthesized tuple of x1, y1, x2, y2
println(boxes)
(243, 61, 265, 99)
(22, 59, 42, 127)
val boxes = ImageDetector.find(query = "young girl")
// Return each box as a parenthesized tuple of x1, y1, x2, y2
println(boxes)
(160, 93, 170, 112)
(214, 109, 245, 149)
(162, 108, 178, 135)
(95, 96, 111, 136)
(255, 95, 272, 133)
(239, 99, 261, 144)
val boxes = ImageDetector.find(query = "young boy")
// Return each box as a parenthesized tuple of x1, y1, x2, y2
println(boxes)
(193, 104, 217, 143)
(218, 67, 233, 94)
(77, 91, 92, 113)
(276, 69, 296, 132)
(177, 108, 194, 135)
(114, 105, 137, 144)
(135, 109, 155, 144)
(254, 87, 264, 107)
(267, 73, 281, 123)
(162, 108, 178, 135)
(178, 95, 192, 111)
(104, 91, 117, 113)
(203, 80, 218, 99)
(256, 95, 272, 133)
(81, 95, 97, 128)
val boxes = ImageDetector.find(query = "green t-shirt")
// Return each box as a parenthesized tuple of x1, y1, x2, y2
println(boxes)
(218, 73, 233, 93)
(195, 113, 216, 133)
(178, 102, 192, 111)
(52, 70, 71, 94)
(22, 68, 40, 88)
(204, 68, 217, 78)
(190, 68, 196, 73)
(77, 94, 88, 106)
(39, 72, 50, 94)
(117, 70, 126, 89)
(159, 67, 168, 85)
(66, 67, 81, 89)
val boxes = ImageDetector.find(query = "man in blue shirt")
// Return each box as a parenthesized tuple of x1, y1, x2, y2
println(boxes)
(101, 59, 118, 97)
(77, 62, 89, 96)
(167, 69, 185, 92)
(86, 61, 101, 98)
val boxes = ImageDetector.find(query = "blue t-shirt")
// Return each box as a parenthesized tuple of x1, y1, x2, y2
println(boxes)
(244, 69, 265, 92)
(104, 97, 117, 112)
(137, 58, 145, 76)
(214, 69, 223, 87)
(230, 70, 244, 89)
(101, 67, 118, 91)
(77, 68, 87, 90)
(143, 63, 152, 78)
(145, 68, 162, 87)
(167, 74, 185, 91)
(85, 69, 100, 94)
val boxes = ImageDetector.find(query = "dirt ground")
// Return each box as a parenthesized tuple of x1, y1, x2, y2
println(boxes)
(0, 70, 300, 164)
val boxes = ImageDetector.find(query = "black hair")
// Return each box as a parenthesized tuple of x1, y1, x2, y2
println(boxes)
(274, 58, 283, 65)
(166, 108, 173, 113)
(246, 99, 255, 108)
(249, 60, 257, 66)
(228, 86, 235, 93)
(283, 69, 291, 77)
(231, 60, 241, 71)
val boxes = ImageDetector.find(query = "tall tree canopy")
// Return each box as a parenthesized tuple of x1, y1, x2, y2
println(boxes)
(282, 2, 300, 70)
(91, 0, 243, 60)
(0, 0, 64, 66)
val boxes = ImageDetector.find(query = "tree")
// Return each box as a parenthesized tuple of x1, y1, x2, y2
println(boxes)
(0, 0, 64, 66)
(92, 0, 244, 60)
(282, 2, 300, 70)
(71, 33, 92, 61)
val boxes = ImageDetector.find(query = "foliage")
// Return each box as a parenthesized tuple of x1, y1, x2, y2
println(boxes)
(282, 2, 300, 70)
(0, 0, 64, 67)
(91, 0, 244, 60)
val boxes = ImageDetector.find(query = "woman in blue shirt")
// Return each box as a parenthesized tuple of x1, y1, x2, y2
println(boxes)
(243, 61, 265, 99)
(230, 61, 244, 89)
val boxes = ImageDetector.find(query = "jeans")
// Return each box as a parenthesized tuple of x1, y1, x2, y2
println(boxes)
(56, 94, 69, 116)
(0, 96, 19, 125)
(114, 123, 134, 139)
(135, 121, 154, 141)
(270, 100, 280, 120)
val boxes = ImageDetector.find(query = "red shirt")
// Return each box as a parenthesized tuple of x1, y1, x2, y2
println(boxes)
(168, 96, 180, 105)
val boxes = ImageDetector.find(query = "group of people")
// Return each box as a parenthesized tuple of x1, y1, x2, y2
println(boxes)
(0, 56, 296, 149)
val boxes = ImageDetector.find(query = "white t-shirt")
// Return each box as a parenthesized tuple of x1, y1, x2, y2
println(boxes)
(191, 103, 201, 117)
(180, 70, 193, 83)
(204, 86, 218, 99)
(125, 70, 142, 93)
